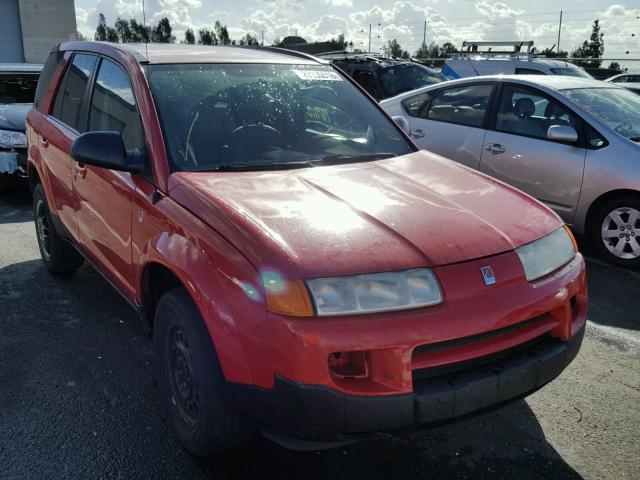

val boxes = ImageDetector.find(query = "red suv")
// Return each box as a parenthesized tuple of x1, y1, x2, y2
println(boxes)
(27, 42, 587, 455)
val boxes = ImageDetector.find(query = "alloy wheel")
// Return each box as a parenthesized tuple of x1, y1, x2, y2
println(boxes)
(35, 199, 52, 261)
(601, 207, 640, 260)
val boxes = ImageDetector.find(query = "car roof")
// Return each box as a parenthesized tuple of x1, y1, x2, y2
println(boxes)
(380, 74, 621, 104)
(0, 63, 43, 73)
(56, 41, 325, 65)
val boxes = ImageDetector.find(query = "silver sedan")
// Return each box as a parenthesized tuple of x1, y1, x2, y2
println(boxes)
(381, 75, 640, 269)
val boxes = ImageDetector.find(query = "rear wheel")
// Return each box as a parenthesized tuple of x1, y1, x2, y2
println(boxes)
(590, 196, 640, 270)
(154, 288, 251, 456)
(33, 183, 84, 274)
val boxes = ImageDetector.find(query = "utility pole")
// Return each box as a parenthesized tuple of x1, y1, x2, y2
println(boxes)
(261, 29, 264, 46)
(423, 20, 427, 47)
(368, 24, 372, 52)
(557, 10, 563, 53)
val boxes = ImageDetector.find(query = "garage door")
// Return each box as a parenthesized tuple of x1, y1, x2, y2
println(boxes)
(0, 0, 25, 62)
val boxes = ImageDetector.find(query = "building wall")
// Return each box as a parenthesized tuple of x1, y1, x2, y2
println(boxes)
(18, 0, 77, 63)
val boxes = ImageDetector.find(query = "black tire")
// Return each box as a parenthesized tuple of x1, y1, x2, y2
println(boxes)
(32, 183, 84, 274)
(154, 288, 252, 456)
(589, 196, 640, 270)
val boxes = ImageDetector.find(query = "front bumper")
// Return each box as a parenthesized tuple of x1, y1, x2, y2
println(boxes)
(231, 324, 584, 448)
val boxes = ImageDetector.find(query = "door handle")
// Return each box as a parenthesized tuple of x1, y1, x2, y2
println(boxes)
(485, 143, 505, 154)
(411, 128, 425, 139)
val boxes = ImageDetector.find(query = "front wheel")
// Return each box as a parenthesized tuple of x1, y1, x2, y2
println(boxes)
(33, 183, 84, 274)
(590, 196, 640, 270)
(154, 288, 252, 456)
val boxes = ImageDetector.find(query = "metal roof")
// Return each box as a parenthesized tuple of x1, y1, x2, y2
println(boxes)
(57, 41, 325, 65)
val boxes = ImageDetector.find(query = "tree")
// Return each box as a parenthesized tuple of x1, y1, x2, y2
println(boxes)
(115, 17, 132, 42)
(539, 47, 568, 58)
(415, 41, 439, 58)
(571, 19, 605, 68)
(75, 30, 86, 41)
(95, 13, 108, 41)
(215, 21, 231, 45)
(327, 33, 352, 51)
(197, 28, 217, 45)
(383, 39, 404, 58)
(272, 36, 281, 46)
(129, 19, 151, 43)
(439, 42, 458, 57)
(106, 26, 119, 43)
(238, 33, 259, 46)
(184, 28, 195, 45)
(608, 61, 621, 71)
(153, 17, 175, 43)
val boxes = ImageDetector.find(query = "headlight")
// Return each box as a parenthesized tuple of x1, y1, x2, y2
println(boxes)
(306, 268, 442, 316)
(0, 129, 26, 149)
(516, 226, 577, 281)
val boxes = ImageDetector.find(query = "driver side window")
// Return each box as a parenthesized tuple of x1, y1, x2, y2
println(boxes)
(426, 84, 492, 128)
(496, 85, 579, 140)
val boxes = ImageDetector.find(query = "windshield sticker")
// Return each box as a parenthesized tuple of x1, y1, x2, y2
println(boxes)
(293, 70, 342, 82)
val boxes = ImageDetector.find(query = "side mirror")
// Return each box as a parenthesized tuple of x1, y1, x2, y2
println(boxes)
(392, 115, 411, 136)
(70, 131, 142, 173)
(547, 125, 578, 144)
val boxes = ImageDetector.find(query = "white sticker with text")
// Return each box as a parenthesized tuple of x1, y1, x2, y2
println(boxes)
(293, 70, 343, 81)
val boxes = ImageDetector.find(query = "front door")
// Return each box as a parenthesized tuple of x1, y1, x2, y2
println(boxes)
(480, 84, 587, 223)
(73, 57, 146, 298)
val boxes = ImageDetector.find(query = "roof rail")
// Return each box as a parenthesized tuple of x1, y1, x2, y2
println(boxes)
(258, 46, 327, 63)
(458, 40, 535, 59)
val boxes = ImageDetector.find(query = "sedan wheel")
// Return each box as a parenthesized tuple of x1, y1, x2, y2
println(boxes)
(591, 197, 640, 270)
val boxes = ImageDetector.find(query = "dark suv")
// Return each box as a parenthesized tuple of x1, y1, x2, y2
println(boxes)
(321, 53, 445, 101)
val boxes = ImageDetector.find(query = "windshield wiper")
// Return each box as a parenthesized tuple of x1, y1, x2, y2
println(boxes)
(201, 153, 397, 172)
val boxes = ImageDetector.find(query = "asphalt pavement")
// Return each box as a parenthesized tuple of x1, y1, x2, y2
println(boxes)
(1, 187, 638, 480)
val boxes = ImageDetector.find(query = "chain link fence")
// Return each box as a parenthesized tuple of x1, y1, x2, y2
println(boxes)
(413, 57, 640, 79)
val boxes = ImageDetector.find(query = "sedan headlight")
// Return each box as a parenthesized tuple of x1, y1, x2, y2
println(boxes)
(306, 268, 442, 316)
(0, 129, 27, 149)
(516, 226, 577, 281)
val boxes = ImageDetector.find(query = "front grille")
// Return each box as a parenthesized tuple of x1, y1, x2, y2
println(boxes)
(412, 333, 550, 382)
(413, 313, 548, 356)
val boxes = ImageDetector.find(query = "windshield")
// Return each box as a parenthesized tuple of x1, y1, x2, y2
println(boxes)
(0, 73, 39, 104)
(378, 64, 445, 97)
(147, 63, 413, 172)
(564, 87, 640, 141)
(550, 67, 592, 78)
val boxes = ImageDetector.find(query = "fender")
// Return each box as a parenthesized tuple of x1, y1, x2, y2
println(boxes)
(132, 182, 275, 388)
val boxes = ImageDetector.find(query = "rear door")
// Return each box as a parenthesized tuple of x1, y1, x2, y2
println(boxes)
(39, 53, 98, 239)
(402, 83, 494, 169)
(72, 57, 146, 298)
(479, 84, 587, 222)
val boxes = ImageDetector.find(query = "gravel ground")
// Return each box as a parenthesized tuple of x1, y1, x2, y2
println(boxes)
(1, 187, 638, 480)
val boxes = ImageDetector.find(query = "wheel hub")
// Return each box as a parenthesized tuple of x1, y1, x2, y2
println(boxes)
(601, 207, 640, 260)
(167, 327, 200, 427)
(35, 199, 52, 260)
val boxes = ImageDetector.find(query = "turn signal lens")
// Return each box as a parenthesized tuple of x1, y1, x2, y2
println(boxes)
(263, 275, 314, 317)
(564, 224, 579, 252)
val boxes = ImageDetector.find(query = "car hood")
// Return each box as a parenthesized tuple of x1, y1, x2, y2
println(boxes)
(169, 151, 562, 278)
(0, 104, 31, 131)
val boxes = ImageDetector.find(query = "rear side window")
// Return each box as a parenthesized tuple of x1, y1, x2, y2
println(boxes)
(88, 58, 144, 151)
(427, 84, 492, 128)
(52, 53, 97, 131)
(515, 68, 546, 75)
(34, 51, 63, 111)
(401, 91, 433, 118)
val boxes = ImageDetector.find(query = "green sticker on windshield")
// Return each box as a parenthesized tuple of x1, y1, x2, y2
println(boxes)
(293, 70, 342, 81)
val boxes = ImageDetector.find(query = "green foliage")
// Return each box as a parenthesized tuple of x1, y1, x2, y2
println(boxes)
(94, 13, 107, 41)
(539, 47, 568, 58)
(184, 28, 195, 45)
(327, 33, 353, 51)
(384, 39, 405, 58)
(272, 36, 281, 46)
(414, 41, 458, 59)
(215, 21, 231, 45)
(238, 34, 259, 46)
(197, 28, 217, 45)
(608, 61, 621, 71)
(571, 19, 605, 68)
(153, 17, 175, 43)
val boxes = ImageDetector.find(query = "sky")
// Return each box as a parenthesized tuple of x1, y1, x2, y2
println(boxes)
(74, 0, 640, 58)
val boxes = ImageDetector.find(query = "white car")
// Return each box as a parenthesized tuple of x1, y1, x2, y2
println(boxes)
(381, 75, 640, 269)
(604, 73, 640, 95)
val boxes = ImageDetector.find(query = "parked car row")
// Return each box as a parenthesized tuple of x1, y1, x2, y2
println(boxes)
(0, 63, 42, 187)
(27, 42, 588, 456)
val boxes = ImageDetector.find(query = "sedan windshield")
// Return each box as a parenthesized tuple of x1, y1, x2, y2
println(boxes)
(564, 87, 640, 141)
(147, 63, 413, 172)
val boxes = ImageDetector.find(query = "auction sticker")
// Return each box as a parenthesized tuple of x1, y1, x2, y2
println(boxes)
(293, 70, 342, 81)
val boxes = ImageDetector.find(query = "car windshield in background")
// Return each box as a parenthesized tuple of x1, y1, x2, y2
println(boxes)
(379, 64, 444, 97)
(0, 74, 39, 104)
(550, 67, 592, 78)
(147, 63, 413, 172)
(564, 87, 640, 141)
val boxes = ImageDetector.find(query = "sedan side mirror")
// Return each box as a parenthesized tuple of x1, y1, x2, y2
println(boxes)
(547, 125, 578, 144)
(392, 116, 411, 136)
(71, 131, 142, 173)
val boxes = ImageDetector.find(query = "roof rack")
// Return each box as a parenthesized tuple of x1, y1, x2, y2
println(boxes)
(457, 41, 535, 59)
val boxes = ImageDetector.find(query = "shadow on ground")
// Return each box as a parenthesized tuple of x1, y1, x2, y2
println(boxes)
(0, 186, 32, 224)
